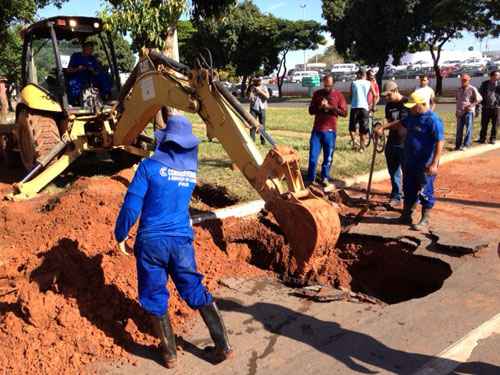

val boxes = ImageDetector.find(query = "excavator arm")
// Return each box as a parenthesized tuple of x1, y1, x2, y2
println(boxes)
(114, 51, 341, 277)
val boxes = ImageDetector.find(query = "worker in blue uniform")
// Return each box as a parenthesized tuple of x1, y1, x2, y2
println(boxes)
(114, 115, 234, 368)
(66, 41, 112, 104)
(375, 90, 445, 231)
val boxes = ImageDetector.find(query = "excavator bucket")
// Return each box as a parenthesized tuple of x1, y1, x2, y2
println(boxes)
(266, 192, 341, 278)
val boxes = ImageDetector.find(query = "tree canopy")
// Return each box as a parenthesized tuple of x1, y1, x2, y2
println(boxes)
(0, 0, 68, 83)
(322, 0, 499, 91)
(322, 0, 417, 83)
(181, 1, 325, 95)
(411, 0, 499, 93)
(103, 0, 237, 53)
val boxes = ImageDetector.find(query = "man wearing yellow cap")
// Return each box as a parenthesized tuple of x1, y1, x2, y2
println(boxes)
(375, 91, 445, 230)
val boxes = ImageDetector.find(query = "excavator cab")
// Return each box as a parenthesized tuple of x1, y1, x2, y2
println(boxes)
(21, 16, 121, 113)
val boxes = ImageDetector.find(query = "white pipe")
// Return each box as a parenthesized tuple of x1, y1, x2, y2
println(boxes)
(191, 200, 265, 225)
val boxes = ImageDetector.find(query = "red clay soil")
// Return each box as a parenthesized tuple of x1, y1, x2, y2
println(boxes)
(0, 169, 266, 375)
(372, 149, 500, 232)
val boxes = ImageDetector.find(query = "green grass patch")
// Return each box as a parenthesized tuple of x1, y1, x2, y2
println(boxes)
(181, 106, 473, 202)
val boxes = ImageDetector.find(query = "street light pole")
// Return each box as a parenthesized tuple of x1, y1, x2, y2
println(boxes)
(300, 3, 306, 70)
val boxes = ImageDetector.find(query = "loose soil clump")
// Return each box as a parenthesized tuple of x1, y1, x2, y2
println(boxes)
(0, 171, 265, 375)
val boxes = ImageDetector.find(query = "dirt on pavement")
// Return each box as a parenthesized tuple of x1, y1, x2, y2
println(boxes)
(1, 150, 498, 374)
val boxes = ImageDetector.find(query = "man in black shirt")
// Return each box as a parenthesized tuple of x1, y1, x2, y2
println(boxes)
(478, 70, 500, 144)
(381, 81, 409, 206)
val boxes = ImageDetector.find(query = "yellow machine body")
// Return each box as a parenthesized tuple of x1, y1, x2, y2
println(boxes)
(20, 84, 63, 113)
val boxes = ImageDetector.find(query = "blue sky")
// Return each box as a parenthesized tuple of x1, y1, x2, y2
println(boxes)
(39, 0, 500, 68)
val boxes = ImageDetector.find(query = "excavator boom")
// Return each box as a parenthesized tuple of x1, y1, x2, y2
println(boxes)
(114, 51, 341, 277)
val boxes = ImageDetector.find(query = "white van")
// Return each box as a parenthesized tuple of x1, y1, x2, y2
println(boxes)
(331, 63, 358, 74)
(290, 71, 319, 83)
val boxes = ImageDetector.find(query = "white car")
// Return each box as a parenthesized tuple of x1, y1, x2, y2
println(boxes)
(289, 71, 319, 83)
(462, 58, 489, 69)
(331, 63, 358, 74)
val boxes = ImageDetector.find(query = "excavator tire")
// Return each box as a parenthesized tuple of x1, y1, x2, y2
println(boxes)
(17, 109, 60, 171)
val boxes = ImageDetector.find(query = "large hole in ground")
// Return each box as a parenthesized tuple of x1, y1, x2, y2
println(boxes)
(336, 234, 452, 304)
(216, 217, 452, 305)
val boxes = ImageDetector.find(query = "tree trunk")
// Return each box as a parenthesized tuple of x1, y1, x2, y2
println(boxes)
(163, 26, 180, 61)
(376, 59, 386, 89)
(156, 26, 181, 128)
(241, 75, 248, 100)
(0, 81, 8, 115)
(277, 52, 288, 98)
(434, 64, 443, 96)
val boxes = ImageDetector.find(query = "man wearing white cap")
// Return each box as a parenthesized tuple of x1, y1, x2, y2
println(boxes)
(375, 91, 445, 231)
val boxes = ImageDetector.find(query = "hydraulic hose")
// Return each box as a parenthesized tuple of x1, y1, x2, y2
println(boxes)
(213, 81, 276, 147)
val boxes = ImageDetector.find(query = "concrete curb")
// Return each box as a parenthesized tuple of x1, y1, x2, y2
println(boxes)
(342, 142, 500, 187)
(191, 143, 500, 225)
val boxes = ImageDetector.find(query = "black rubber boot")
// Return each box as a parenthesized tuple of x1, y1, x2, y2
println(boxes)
(412, 207, 431, 231)
(199, 301, 234, 362)
(398, 202, 414, 225)
(151, 314, 177, 369)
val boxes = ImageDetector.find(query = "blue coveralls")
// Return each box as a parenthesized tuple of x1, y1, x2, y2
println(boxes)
(67, 52, 112, 103)
(114, 158, 212, 317)
(400, 111, 445, 209)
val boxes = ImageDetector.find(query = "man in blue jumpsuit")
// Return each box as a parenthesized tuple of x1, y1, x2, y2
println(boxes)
(114, 115, 234, 368)
(375, 91, 445, 230)
(67, 41, 112, 104)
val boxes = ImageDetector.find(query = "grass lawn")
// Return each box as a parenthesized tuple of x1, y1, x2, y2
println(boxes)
(182, 106, 473, 202)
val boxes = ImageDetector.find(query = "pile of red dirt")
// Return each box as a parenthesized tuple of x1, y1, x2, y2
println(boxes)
(0, 169, 266, 374)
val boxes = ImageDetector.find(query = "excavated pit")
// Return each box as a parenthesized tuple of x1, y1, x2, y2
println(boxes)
(214, 216, 452, 305)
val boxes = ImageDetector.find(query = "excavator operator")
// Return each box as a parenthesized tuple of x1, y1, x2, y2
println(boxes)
(114, 115, 234, 368)
(66, 41, 112, 104)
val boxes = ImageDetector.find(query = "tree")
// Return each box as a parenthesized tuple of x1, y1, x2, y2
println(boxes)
(183, 1, 279, 93)
(322, 0, 417, 86)
(411, 0, 499, 95)
(274, 19, 325, 97)
(103, 0, 237, 57)
(0, 27, 23, 84)
(308, 45, 344, 66)
(182, 2, 324, 97)
(0, 0, 68, 93)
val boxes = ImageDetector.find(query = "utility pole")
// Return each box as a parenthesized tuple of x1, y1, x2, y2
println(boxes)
(300, 3, 306, 70)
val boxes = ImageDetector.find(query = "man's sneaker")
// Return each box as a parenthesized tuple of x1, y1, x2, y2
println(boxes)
(477, 139, 486, 144)
(489, 139, 496, 145)
(321, 178, 331, 188)
(389, 198, 402, 208)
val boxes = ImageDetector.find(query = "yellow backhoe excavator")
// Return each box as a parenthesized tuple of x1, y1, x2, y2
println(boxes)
(0, 16, 341, 276)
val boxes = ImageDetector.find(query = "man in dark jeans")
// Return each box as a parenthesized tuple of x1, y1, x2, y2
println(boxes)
(247, 77, 270, 145)
(478, 70, 500, 144)
(307, 75, 347, 187)
(382, 81, 408, 207)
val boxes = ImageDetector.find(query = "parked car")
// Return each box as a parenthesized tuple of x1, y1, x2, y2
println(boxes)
(289, 71, 319, 84)
(331, 63, 358, 75)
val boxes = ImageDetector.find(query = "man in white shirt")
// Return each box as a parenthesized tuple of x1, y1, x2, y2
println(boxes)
(414, 75, 436, 111)
(349, 69, 377, 152)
